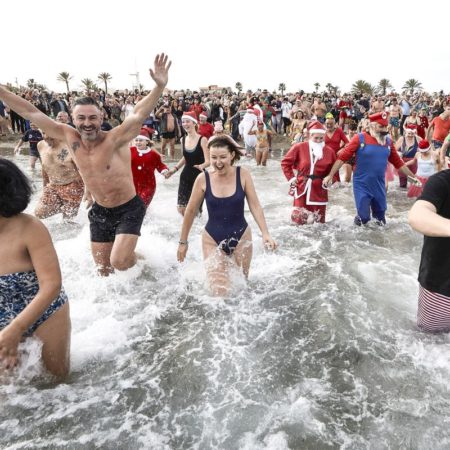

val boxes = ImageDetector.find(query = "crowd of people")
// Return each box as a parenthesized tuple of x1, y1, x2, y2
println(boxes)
(1, 55, 450, 380)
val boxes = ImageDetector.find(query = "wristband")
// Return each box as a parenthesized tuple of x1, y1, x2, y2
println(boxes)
(173, 166, 178, 172)
(179, 240, 188, 245)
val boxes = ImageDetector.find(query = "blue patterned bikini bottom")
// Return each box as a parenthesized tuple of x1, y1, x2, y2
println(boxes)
(0, 270, 68, 335)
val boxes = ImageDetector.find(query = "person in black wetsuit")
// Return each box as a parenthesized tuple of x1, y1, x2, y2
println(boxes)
(164, 111, 210, 216)
(177, 135, 277, 297)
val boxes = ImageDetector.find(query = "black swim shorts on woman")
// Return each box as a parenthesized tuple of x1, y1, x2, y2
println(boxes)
(88, 195, 146, 242)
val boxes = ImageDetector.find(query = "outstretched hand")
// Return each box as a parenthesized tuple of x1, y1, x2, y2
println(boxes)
(149, 54, 172, 88)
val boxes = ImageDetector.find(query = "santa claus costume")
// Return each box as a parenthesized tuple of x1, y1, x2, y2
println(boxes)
(281, 121, 337, 224)
(131, 130, 169, 208)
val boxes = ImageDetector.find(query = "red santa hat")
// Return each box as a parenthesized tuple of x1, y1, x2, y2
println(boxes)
(307, 120, 326, 134)
(369, 112, 389, 126)
(199, 111, 208, 120)
(181, 111, 198, 124)
(418, 139, 431, 152)
(136, 128, 151, 141)
(405, 123, 417, 131)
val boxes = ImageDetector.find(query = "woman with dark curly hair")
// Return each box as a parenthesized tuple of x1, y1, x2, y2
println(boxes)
(0, 158, 71, 378)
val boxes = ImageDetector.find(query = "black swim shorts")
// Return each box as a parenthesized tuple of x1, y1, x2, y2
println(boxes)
(88, 195, 146, 242)
(161, 131, 176, 140)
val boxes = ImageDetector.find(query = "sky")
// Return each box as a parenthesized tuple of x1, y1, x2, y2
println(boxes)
(3, 0, 449, 94)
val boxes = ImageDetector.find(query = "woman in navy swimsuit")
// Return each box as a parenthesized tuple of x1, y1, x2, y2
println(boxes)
(177, 135, 277, 296)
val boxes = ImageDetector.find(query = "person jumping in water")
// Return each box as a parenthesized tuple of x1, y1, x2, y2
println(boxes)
(0, 54, 171, 275)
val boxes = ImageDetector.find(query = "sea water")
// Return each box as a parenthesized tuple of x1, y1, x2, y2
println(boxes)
(1, 148, 450, 449)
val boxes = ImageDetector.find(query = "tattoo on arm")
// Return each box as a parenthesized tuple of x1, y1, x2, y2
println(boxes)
(57, 148, 69, 161)
(71, 141, 80, 151)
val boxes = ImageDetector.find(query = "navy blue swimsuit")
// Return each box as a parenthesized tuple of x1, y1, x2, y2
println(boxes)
(0, 270, 67, 336)
(204, 166, 248, 255)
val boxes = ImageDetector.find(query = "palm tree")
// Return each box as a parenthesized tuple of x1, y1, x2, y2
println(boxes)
(27, 79, 35, 88)
(351, 80, 374, 96)
(377, 78, 393, 96)
(57, 72, 73, 93)
(325, 83, 333, 93)
(81, 78, 96, 92)
(235, 81, 243, 93)
(402, 79, 423, 95)
(314, 82, 320, 92)
(98, 72, 112, 95)
(278, 83, 286, 96)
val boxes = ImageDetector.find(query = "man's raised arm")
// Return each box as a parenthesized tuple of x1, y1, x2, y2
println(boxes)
(0, 85, 66, 140)
(115, 54, 171, 145)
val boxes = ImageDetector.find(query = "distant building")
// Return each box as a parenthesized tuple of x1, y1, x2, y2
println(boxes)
(199, 85, 232, 95)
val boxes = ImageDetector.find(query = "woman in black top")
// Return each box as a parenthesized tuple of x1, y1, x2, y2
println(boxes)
(164, 111, 209, 216)
(409, 170, 450, 332)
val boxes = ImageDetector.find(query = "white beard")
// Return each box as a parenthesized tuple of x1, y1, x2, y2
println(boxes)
(309, 140, 325, 160)
(371, 130, 387, 145)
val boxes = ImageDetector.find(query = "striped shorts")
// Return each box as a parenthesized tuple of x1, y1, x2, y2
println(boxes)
(417, 285, 450, 333)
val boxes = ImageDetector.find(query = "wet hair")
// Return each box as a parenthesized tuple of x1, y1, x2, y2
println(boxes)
(72, 96, 101, 110)
(207, 136, 241, 164)
(0, 158, 32, 217)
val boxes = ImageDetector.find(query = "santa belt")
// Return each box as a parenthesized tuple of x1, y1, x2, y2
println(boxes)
(303, 174, 324, 180)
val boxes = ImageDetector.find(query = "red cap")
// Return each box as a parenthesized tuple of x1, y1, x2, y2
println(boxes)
(369, 112, 389, 126)
(307, 120, 326, 134)
(199, 111, 208, 119)
(418, 139, 431, 152)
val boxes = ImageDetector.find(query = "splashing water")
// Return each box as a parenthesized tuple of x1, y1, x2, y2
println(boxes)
(2, 150, 450, 449)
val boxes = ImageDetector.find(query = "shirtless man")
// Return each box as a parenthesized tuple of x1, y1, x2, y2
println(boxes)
(311, 97, 327, 123)
(35, 131, 84, 220)
(370, 95, 385, 113)
(56, 111, 75, 128)
(388, 97, 403, 141)
(0, 54, 171, 275)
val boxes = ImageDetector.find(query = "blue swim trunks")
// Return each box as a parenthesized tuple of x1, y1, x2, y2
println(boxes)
(0, 270, 68, 336)
(389, 117, 400, 128)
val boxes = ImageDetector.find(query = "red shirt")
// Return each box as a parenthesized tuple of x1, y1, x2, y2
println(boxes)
(189, 104, 204, 119)
(325, 127, 349, 154)
(130, 147, 168, 206)
(198, 122, 214, 139)
(431, 116, 450, 142)
(338, 133, 404, 170)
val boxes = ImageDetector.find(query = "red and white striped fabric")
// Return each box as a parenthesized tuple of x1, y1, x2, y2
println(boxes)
(418, 285, 450, 332)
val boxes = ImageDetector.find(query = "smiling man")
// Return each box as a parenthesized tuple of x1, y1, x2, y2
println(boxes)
(323, 112, 421, 226)
(0, 54, 171, 275)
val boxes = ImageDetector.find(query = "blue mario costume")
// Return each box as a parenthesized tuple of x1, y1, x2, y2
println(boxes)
(335, 112, 413, 225)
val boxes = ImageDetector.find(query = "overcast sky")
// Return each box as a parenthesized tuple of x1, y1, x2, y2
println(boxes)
(3, 0, 449, 94)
